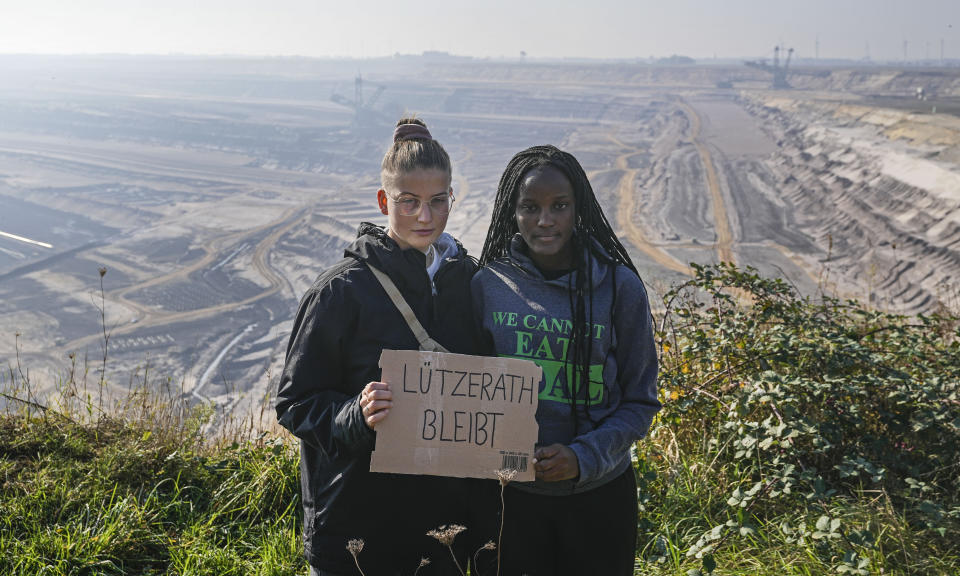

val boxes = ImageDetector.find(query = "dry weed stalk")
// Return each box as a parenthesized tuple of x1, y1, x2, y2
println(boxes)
(473, 540, 496, 576)
(495, 468, 518, 576)
(346, 538, 366, 576)
(413, 557, 431, 576)
(96, 266, 109, 430)
(427, 524, 467, 576)
(0, 332, 55, 420)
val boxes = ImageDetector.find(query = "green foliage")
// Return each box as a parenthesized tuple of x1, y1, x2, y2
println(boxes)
(0, 414, 303, 575)
(637, 263, 960, 575)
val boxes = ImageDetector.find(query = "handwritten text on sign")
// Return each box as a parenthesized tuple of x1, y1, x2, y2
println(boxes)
(369, 350, 541, 481)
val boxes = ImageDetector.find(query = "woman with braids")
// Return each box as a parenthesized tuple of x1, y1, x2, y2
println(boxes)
(277, 118, 484, 576)
(472, 145, 661, 575)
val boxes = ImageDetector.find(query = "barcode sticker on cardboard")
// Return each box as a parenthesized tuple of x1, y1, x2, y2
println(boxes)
(499, 450, 529, 472)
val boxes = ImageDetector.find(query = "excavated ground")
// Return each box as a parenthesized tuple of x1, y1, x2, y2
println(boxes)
(741, 93, 960, 312)
(2, 57, 959, 414)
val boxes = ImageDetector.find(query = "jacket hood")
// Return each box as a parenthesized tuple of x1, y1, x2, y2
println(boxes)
(344, 222, 468, 290)
(505, 233, 613, 289)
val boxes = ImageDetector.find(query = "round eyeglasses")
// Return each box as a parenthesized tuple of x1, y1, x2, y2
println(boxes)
(388, 192, 455, 216)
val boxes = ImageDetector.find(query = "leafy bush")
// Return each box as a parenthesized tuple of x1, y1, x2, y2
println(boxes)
(639, 263, 960, 575)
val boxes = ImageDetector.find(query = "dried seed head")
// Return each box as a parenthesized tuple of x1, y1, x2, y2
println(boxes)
(346, 538, 365, 557)
(98, 266, 107, 278)
(414, 557, 431, 576)
(496, 468, 518, 486)
(426, 524, 467, 546)
(481, 540, 496, 551)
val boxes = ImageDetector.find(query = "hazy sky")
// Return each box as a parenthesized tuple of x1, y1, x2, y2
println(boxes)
(2, 0, 958, 61)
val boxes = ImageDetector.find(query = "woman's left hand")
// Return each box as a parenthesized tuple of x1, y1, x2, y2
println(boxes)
(533, 443, 580, 482)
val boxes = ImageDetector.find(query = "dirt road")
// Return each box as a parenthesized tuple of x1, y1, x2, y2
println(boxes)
(676, 99, 737, 265)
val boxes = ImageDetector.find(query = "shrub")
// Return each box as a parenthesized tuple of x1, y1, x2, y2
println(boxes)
(640, 263, 960, 575)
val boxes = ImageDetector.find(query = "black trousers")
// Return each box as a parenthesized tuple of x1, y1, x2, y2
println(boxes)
(499, 467, 638, 576)
(308, 476, 500, 576)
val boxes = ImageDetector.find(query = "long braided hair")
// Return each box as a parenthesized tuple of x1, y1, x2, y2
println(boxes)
(479, 145, 638, 430)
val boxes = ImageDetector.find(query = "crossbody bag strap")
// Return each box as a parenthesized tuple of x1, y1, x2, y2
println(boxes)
(366, 263, 449, 353)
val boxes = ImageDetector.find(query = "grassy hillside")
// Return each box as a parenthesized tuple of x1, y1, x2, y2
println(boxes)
(0, 406, 301, 575)
(2, 264, 958, 575)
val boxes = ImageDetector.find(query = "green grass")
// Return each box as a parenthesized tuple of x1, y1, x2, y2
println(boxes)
(2, 263, 958, 575)
(0, 409, 303, 576)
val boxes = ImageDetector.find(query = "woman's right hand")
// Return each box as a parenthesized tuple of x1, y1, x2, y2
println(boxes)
(359, 381, 392, 429)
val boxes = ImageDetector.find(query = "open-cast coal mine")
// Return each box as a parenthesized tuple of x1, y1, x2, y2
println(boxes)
(2, 55, 958, 422)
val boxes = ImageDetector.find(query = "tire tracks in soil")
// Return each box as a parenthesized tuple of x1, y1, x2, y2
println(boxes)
(59, 207, 307, 354)
(675, 99, 737, 265)
(600, 135, 691, 276)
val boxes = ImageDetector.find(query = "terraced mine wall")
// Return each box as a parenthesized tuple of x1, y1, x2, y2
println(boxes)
(742, 95, 960, 313)
(789, 68, 960, 98)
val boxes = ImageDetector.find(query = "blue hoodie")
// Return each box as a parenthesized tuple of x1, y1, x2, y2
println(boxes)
(471, 235, 661, 495)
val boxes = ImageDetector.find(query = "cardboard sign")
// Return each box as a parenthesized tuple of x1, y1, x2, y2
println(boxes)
(369, 349, 541, 481)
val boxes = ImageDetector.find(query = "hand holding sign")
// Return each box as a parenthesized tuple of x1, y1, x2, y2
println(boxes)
(360, 381, 392, 429)
(370, 350, 541, 481)
(534, 443, 580, 482)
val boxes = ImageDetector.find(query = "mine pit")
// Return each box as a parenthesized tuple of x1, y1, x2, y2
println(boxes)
(2, 56, 959, 418)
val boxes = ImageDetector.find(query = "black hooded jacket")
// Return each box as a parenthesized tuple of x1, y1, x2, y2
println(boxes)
(276, 223, 482, 574)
